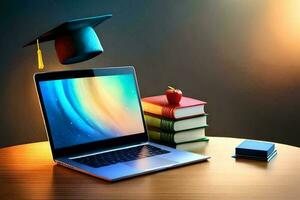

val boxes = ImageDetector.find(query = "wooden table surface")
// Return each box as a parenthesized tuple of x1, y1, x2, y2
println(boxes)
(0, 137, 299, 200)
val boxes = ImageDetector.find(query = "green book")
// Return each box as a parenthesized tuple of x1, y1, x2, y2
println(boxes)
(150, 136, 209, 151)
(148, 127, 207, 144)
(144, 114, 207, 132)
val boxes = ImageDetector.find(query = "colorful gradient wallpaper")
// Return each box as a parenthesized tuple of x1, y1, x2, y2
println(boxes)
(1, 0, 300, 148)
(39, 74, 144, 149)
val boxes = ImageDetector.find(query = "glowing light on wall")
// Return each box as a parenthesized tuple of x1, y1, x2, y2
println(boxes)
(248, 0, 300, 87)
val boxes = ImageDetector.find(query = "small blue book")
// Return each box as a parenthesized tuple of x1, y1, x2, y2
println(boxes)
(236, 140, 275, 157)
(234, 150, 277, 162)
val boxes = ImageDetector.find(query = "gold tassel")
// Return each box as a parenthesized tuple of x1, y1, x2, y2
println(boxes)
(36, 39, 44, 70)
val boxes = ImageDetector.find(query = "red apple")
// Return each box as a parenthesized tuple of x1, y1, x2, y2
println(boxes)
(165, 86, 182, 105)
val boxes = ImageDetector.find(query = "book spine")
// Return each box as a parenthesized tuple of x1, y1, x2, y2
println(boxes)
(160, 132, 175, 144)
(148, 131, 175, 144)
(142, 101, 163, 116)
(144, 115, 175, 131)
(160, 118, 175, 132)
(162, 107, 175, 119)
(148, 131, 161, 141)
(144, 115, 162, 128)
(142, 101, 175, 119)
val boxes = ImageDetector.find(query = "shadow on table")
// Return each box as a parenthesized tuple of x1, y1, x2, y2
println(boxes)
(49, 164, 111, 198)
(234, 158, 269, 169)
(50, 164, 160, 198)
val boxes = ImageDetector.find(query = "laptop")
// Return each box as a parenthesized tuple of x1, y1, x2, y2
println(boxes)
(34, 66, 210, 181)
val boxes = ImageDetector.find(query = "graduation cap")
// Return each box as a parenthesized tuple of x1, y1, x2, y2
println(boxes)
(24, 14, 112, 69)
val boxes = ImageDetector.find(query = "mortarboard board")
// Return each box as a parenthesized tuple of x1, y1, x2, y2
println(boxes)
(24, 14, 112, 68)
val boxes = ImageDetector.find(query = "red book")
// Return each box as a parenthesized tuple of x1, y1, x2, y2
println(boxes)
(142, 95, 206, 119)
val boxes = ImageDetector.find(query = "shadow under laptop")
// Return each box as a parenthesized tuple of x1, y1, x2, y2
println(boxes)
(50, 164, 164, 199)
(51, 160, 211, 198)
(50, 164, 110, 198)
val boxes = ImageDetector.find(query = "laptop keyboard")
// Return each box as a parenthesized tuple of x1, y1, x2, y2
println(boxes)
(72, 144, 170, 168)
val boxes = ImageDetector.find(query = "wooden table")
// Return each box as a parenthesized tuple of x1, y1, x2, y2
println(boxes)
(0, 137, 299, 200)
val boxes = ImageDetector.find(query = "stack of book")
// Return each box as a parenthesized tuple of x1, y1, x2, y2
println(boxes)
(142, 95, 208, 151)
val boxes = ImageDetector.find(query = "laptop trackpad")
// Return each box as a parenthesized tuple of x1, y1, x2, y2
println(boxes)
(124, 157, 177, 171)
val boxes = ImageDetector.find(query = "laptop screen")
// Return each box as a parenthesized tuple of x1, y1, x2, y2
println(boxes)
(39, 73, 145, 149)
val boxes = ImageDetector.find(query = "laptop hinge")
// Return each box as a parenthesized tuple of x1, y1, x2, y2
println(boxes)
(68, 141, 149, 160)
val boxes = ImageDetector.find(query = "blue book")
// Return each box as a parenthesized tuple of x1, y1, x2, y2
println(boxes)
(236, 140, 275, 157)
(234, 150, 277, 162)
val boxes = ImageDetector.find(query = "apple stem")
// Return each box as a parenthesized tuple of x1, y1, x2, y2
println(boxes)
(168, 86, 175, 90)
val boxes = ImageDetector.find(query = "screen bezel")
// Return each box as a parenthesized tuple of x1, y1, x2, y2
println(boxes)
(34, 66, 148, 159)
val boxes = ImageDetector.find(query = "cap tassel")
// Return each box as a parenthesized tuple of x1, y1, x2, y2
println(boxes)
(36, 39, 44, 70)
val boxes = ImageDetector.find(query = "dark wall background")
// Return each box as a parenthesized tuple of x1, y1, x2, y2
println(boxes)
(1, 0, 300, 147)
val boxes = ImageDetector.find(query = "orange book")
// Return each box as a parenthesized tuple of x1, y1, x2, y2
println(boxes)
(142, 95, 206, 119)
